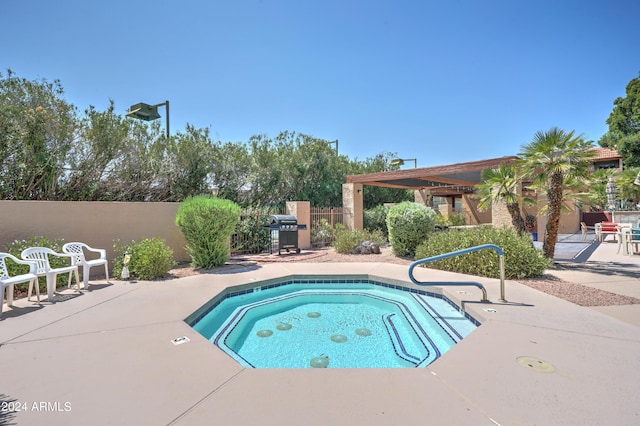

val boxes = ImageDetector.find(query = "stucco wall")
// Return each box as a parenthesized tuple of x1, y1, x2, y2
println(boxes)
(0, 201, 189, 266)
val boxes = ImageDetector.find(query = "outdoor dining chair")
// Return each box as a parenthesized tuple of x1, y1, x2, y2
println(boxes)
(21, 247, 80, 303)
(1, 253, 40, 318)
(62, 242, 109, 289)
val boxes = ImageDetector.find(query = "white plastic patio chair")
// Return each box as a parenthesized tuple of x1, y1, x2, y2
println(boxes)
(1, 253, 40, 318)
(21, 247, 80, 303)
(62, 242, 109, 289)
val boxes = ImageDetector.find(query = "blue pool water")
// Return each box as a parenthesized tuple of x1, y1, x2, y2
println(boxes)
(191, 280, 478, 368)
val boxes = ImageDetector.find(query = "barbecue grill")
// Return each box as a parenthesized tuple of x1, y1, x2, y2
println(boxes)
(268, 215, 301, 255)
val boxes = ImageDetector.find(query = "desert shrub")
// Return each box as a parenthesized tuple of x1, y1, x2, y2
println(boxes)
(113, 238, 175, 280)
(414, 226, 550, 279)
(435, 212, 466, 228)
(333, 224, 385, 254)
(312, 218, 334, 247)
(3, 236, 68, 294)
(449, 212, 466, 226)
(234, 207, 273, 254)
(175, 195, 241, 268)
(386, 202, 437, 257)
(363, 205, 389, 238)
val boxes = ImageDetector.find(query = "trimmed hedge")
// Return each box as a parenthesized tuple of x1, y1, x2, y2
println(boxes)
(386, 202, 436, 257)
(414, 226, 550, 279)
(175, 195, 241, 268)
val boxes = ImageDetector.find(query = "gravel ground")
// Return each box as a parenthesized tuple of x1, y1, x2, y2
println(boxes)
(169, 246, 640, 308)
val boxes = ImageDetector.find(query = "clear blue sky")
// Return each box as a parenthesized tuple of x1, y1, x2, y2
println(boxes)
(3, 0, 639, 166)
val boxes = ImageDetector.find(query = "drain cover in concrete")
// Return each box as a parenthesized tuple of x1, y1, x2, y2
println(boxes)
(516, 356, 555, 373)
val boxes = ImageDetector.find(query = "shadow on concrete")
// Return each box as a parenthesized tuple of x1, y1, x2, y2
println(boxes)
(0, 304, 44, 321)
(552, 261, 640, 280)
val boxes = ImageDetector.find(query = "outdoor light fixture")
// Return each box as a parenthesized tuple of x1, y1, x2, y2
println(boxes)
(126, 100, 170, 138)
(634, 171, 640, 186)
(390, 158, 417, 168)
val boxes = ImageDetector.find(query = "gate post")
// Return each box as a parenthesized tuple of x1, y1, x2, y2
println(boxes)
(286, 201, 311, 249)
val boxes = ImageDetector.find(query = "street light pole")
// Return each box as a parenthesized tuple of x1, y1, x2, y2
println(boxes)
(126, 100, 170, 138)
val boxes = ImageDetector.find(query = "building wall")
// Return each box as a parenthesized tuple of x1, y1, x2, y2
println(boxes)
(0, 201, 189, 265)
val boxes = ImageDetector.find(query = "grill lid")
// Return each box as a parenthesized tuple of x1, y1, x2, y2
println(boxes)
(269, 215, 297, 225)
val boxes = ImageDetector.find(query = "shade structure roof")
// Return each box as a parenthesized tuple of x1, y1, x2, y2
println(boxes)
(346, 156, 520, 196)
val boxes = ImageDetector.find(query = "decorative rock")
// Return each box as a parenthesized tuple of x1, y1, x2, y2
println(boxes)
(353, 240, 381, 255)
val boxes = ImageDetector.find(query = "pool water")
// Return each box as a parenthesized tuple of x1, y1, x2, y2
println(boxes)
(191, 280, 478, 368)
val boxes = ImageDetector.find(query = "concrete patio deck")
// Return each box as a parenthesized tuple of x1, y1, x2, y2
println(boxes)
(1, 237, 640, 425)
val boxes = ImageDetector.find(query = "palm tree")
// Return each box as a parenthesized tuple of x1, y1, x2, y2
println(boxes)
(476, 163, 528, 235)
(519, 128, 595, 259)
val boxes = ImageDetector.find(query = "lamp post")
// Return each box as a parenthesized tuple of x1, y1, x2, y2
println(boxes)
(126, 100, 170, 138)
(390, 158, 417, 168)
(326, 139, 338, 154)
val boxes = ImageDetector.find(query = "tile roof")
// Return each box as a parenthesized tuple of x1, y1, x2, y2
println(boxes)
(590, 147, 621, 160)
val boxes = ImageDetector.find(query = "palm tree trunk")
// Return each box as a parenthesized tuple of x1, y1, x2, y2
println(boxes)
(507, 202, 527, 235)
(543, 172, 564, 259)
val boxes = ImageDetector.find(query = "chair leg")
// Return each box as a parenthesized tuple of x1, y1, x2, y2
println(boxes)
(7, 284, 14, 306)
(32, 279, 40, 303)
(74, 268, 80, 291)
(104, 263, 109, 283)
(83, 264, 90, 290)
(46, 273, 56, 303)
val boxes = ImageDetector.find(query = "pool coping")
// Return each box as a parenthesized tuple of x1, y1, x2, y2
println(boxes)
(1, 262, 639, 425)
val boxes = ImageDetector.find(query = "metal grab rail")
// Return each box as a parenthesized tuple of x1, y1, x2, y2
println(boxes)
(408, 244, 506, 302)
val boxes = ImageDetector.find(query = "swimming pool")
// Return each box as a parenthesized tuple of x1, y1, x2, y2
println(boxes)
(189, 278, 479, 368)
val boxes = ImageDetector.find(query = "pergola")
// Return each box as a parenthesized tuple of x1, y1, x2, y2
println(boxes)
(342, 156, 519, 229)
(346, 156, 519, 194)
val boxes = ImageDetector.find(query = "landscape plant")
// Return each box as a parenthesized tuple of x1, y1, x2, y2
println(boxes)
(113, 237, 175, 280)
(3, 236, 68, 293)
(519, 127, 594, 258)
(332, 224, 385, 254)
(175, 195, 241, 268)
(363, 205, 389, 238)
(414, 226, 551, 279)
(386, 202, 437, 257)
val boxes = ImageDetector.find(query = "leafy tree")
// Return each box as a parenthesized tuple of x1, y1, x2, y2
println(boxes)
(599, 72, 640, 167)
(476, 164, 528, 235)
(349, 152, 414, 209)
(0, 69, 77, 199)
(519, 128, 594, 259)
(63, 100, 131, 200)
(615, 167, 640, 210)
(210, 140, 251, 202)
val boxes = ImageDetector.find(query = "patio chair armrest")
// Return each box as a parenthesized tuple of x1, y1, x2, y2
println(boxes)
(86, 247, 107, 259)
(4, 254, 39, 274)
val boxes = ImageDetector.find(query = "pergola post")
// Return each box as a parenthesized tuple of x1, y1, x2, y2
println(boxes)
(342, 183, 363, 230)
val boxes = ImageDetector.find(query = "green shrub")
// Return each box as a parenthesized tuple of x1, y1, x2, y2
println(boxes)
(435, 212, 466, 227)
(363, 205, 389, 238)
(175, 195, 241, 268)
(414, 226, 550, 279)
(234, 207, 273, 254)
(311, 218, 334, 247)
(113, 238, 175, 280)
(386, 202, 436, 257)
(333, 224, 385, 254)
(3, 236, 68, 294)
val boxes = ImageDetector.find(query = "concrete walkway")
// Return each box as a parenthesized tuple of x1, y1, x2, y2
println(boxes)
(1, 237, 639, 425)
(543, 231, 640, 327)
